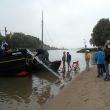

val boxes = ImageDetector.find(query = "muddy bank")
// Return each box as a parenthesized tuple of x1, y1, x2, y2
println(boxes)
(41, 66, 110, 110)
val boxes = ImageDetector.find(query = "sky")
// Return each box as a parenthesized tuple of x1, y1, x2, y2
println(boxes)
(0, 0, 110, 49)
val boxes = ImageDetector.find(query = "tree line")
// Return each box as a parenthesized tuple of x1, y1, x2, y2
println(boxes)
(0, 32, 58, 50)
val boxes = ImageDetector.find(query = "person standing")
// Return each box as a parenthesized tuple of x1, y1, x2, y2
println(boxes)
(104, 45, 110, 80)
(36, 48, 49, 65)
(0, 40, 10, 55)
(62, 51, 66, 79)
(1, 40, 8, 51)
(85, 50, 90, 70)
(62, 51, 66, 69)
(67, 52, 71, 71)
(95, 47, 105, 77)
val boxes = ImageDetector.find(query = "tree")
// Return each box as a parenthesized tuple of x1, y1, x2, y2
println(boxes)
(90, 18, 110, 46)
(4, 32, 52, 50)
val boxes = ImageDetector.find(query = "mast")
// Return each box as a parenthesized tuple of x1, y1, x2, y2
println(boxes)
(5, 27, 7, 37)
(41, 11, 43, 48)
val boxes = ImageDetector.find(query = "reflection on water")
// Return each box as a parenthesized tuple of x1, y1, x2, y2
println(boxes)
(0, 76, 33, 110)
(32, 71, 61, 105)
(0, 71, 61, 110)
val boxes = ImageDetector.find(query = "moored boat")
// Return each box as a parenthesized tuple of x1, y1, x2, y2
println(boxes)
(32, 57, 61, 79)
(0, 48, 61, 77)
(32, 49, 61, 79)
(0, 49, 33, 76)
(33, 57, 61, 73)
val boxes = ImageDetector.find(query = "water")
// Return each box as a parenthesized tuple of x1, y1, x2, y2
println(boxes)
(0, 49, 87, 110)
(49, 49, 86, 71)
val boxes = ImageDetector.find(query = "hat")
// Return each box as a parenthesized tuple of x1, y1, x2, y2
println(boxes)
(86, 50, 90, 52)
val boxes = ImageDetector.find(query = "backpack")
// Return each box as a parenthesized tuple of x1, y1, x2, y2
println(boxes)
(86, 53, 90, 61)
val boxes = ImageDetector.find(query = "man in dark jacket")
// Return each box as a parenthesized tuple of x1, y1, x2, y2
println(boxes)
(67, 52, 71, 71)
(36, 48, 49, 64)
(104, 45, 110, 80)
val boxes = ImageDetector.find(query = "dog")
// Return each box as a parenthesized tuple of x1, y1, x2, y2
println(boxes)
(71, 61, 80, 72)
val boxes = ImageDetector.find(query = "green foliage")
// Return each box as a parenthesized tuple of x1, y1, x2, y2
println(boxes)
(0, 32, 51, 50)
(77, 48, 98, 53)
(90, 18, 110, 46)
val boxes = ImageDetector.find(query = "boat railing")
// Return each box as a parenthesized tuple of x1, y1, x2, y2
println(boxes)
(26, 49, 35, 57)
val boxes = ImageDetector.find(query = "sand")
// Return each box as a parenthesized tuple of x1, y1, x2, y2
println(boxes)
(41, 66, 110, 110)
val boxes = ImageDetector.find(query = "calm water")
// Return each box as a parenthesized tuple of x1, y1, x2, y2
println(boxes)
(0, 49, 87, 110)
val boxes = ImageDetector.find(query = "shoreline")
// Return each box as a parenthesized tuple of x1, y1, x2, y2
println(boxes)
(41, 66, 110, 110)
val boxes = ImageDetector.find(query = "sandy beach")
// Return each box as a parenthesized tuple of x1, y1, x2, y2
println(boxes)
(41, 66, 110, 110)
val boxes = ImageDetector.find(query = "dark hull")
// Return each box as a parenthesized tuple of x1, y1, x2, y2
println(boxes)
(0, 49, 33, 76)
(33, 59, 61, 73)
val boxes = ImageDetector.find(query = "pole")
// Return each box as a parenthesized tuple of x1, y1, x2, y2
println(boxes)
(42, 11, 43, 48)
(5, 27, 7, 37)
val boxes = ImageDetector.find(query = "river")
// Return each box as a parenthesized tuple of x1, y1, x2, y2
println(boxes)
(0, 49, 88, 110)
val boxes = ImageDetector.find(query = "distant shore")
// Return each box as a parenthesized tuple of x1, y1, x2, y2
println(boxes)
(77, 48, 97, 53)
(41, 66, 110, 110)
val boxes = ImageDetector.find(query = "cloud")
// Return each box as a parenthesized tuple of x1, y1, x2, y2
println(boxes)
(0, 0, 110, 48)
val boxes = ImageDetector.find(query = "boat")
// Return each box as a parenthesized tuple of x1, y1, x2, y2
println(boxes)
(33, 55, 61, 73)
(32, 56, 61, 79)
(0, 12, 61, 77)
(0, 49, 33, 76)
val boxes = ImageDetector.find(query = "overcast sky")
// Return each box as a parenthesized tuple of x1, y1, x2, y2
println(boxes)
(0, 0, 110, 49)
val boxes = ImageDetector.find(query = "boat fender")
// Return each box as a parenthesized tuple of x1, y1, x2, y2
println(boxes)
(16, 71, 29, 76)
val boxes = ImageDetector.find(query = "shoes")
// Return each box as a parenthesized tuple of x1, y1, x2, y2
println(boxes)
(104, 78, 108, 81)
(96, 74, 103, 78)
(104, 78, 110, 81)
(96, 75, 100, 78)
